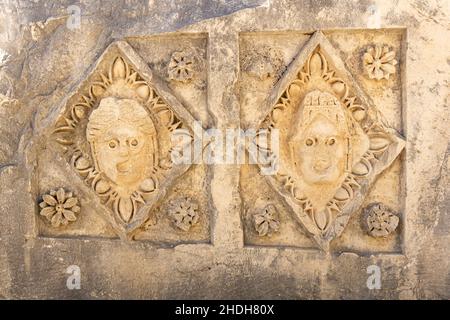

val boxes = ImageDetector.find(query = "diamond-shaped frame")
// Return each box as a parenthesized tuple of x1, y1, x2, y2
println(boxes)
(50, 41, 206, 240)
(246, 31, 405, 250)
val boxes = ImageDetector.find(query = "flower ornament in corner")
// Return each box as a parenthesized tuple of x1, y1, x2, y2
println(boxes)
(363, 45, 397, 80)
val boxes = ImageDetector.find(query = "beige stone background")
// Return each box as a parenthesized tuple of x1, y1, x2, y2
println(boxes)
(0, 0, 449, 299)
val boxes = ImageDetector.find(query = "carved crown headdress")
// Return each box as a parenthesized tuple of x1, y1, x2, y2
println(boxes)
(299, 90, 350, 136)
(290, 89, 354, 172)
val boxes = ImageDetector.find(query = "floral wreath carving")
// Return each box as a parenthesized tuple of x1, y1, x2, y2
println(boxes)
(52, 55, 191, 230)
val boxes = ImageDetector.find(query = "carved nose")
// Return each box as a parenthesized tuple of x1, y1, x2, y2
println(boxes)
(118, 146, 129, 157)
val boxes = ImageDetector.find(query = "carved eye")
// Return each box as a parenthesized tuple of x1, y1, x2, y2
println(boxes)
(108, 140, 118, 149)
(129, 138, 139, 147)
(327, 138, 336, 146)
(305, 138, 315, 146)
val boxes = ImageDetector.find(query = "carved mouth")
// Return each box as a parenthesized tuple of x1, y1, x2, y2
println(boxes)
(116, 160, 131, 174)
(313, 161, 331, 173)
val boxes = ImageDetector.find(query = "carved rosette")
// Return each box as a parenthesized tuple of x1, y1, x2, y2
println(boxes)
(169, 197, 200, 231)
(249, 32, 405, 250)
(365, 202, 399, 237)
(253, 204, 280, 237)
(51, 41, 202, 238)
(363, 45, 397, 80)
(39, 188, 80, 227)
(168, 48, 205, 83)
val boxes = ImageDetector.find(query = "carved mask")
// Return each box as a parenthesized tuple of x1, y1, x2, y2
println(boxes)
(87, 97, 158, 192)
(290, 90, 350, 186)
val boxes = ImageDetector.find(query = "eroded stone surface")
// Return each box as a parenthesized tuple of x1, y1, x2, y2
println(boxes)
(0, 0, 449, 299)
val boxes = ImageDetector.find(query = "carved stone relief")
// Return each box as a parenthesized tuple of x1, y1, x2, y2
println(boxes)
(168, 196, 200, 231)
(364, 202, 399, 237)
(363, 45, 397, 80)
(168, 47, 205, 84)
(253, 204, 280, 237)
(29, 29, 405, 253)
(39, 188, 80, 227)
(40, 38, 209, 242)
(1, 0, 448, 300)
(241, 31, 405, 251)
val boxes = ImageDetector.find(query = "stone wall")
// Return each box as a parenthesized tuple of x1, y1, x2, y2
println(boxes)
(0, 0, 448, 299)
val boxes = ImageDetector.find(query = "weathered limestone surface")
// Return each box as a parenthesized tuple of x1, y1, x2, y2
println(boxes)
(0, 0, 449, 299)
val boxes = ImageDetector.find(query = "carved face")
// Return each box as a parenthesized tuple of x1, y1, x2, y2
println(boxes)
(293, 114, 347, 185)
(96, 122, 154, 186)
(87, 97, 157, 190)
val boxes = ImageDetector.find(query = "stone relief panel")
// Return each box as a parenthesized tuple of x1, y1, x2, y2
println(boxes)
(240, 30, 406, 253)
(35, 35, 210, 244)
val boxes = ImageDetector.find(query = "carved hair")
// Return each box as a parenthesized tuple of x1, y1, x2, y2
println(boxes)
(86, 97, 156, 143)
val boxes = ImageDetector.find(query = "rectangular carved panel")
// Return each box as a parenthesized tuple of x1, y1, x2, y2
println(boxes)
(36, 34, 211, 245)
(239, 30, 406, 253)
